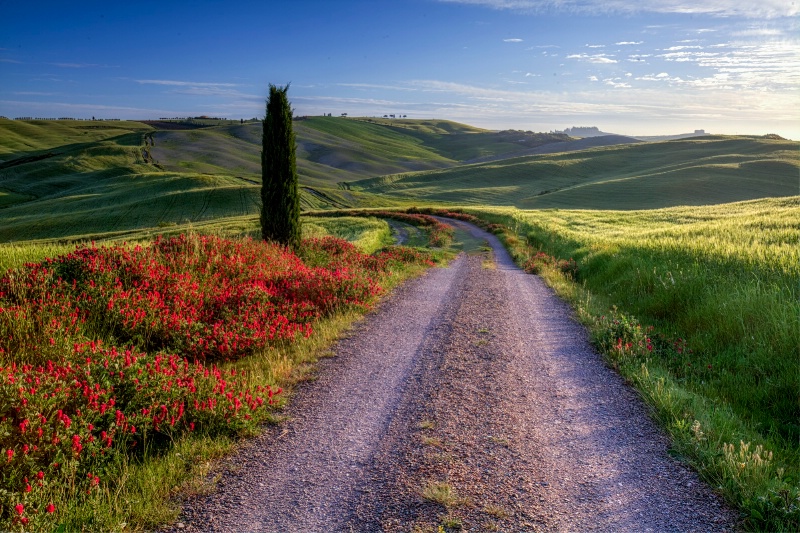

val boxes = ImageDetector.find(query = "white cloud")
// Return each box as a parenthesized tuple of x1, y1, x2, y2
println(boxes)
(504, 38, 524, 42)
(586, 44, 605, 48)
(635, 73, 687, 83)
(173, 87, 260, 99)
(133, 79, 257, 99)
(589, 75, 599, 81)
(654, 39, 800, 91)
(338, 83, 416, 91)
(733, 28, 784, 37)
(659, 51, 720, 61)
(436, 0, 798, 18)
(135, 79, 239, 87)
(567, 53, 618, 64)
(662, 45, 703, 51)
(0, 99, 188, 117)
(616, 41, 644, 45)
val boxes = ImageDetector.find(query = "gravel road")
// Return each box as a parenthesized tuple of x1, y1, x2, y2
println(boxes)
(172, 219, 737, 532)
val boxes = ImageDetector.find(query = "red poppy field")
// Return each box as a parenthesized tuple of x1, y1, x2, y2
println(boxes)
(0, 233, 434, 530)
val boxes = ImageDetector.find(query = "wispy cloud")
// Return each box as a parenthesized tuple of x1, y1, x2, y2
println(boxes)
(0, 99, 185, 117)
(0, 58, 22, 64)
(567, 53, 618, 64)
(135, 79, 239, 87)
(49, 62, 117, 68)
(604, 78, 631, 88)
(655, 39, 800, 91)
(13, 91, 58, 96)
(338, 83, 417, 91)
(436, 0, 798, 18)
(504, 38, 523, 42)
(733, 28, 784, 37)
(616, 41, 643, 45)
(132, 79, 258, 99)
(173, 87, 261, 99)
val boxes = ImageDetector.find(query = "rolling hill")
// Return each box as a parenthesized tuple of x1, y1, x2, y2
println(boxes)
(349, 135, 799, 209)
(1, 116, 797, 243)
(0, 117, 576, 242)
(149, 117, 574, 188)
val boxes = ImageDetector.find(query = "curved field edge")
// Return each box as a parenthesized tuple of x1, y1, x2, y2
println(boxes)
(337, 200, 799, 531)
(0, 218, 447, 531)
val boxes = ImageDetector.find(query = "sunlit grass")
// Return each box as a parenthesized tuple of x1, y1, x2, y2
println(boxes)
(458, 197, 799, 530)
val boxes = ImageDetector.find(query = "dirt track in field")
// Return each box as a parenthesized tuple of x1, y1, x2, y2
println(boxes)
(172, 219, 737, 532)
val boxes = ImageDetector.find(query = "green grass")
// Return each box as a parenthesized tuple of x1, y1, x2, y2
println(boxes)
(350, 135, 799, 209)
(422, 481, 462, 507)
(0, 118, 152, 162)
(457, 198, 799, 529)
(302, 216, 394, 253)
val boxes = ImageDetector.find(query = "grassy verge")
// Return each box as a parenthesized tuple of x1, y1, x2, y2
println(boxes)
(437, 199, 798, 531)
(0, 218, 442, 531)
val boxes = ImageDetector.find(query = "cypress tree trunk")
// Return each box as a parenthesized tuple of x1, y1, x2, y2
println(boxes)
(261, 84, 301, 248)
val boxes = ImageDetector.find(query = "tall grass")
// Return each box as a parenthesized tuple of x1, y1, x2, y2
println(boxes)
(462, 197, 799, 530)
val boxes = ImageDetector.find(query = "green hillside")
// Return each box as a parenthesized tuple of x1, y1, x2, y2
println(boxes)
(150, 117, 573, 188)
(1, 118, 796, 244)
(0, 118, 152, 162)
(349, 135, 799, 209)
(0, 129, 259, 242)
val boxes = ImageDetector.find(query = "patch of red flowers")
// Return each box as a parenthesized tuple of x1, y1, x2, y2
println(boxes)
(0, 234, 433, 527)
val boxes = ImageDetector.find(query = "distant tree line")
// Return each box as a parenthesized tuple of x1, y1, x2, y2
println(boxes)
(12, 117, 121, 121)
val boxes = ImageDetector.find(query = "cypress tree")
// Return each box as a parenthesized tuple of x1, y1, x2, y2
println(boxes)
(261, 84, 301, 249)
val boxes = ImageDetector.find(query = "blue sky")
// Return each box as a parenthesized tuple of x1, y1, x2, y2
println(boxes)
(1, 0, 798, 137)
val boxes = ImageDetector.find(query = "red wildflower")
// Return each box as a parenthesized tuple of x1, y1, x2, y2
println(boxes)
(72, 434, 82, 454)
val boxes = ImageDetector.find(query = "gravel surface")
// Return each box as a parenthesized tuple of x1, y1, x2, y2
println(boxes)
(170, 219, 738, 532)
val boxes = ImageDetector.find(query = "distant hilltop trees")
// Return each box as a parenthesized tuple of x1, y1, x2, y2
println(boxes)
(560, 126, 608, 137)
(158, 116, 226, 121)
(12, 117, 121, 121)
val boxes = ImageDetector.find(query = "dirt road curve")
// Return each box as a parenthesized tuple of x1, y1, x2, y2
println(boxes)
(173, 219, 736, 532)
